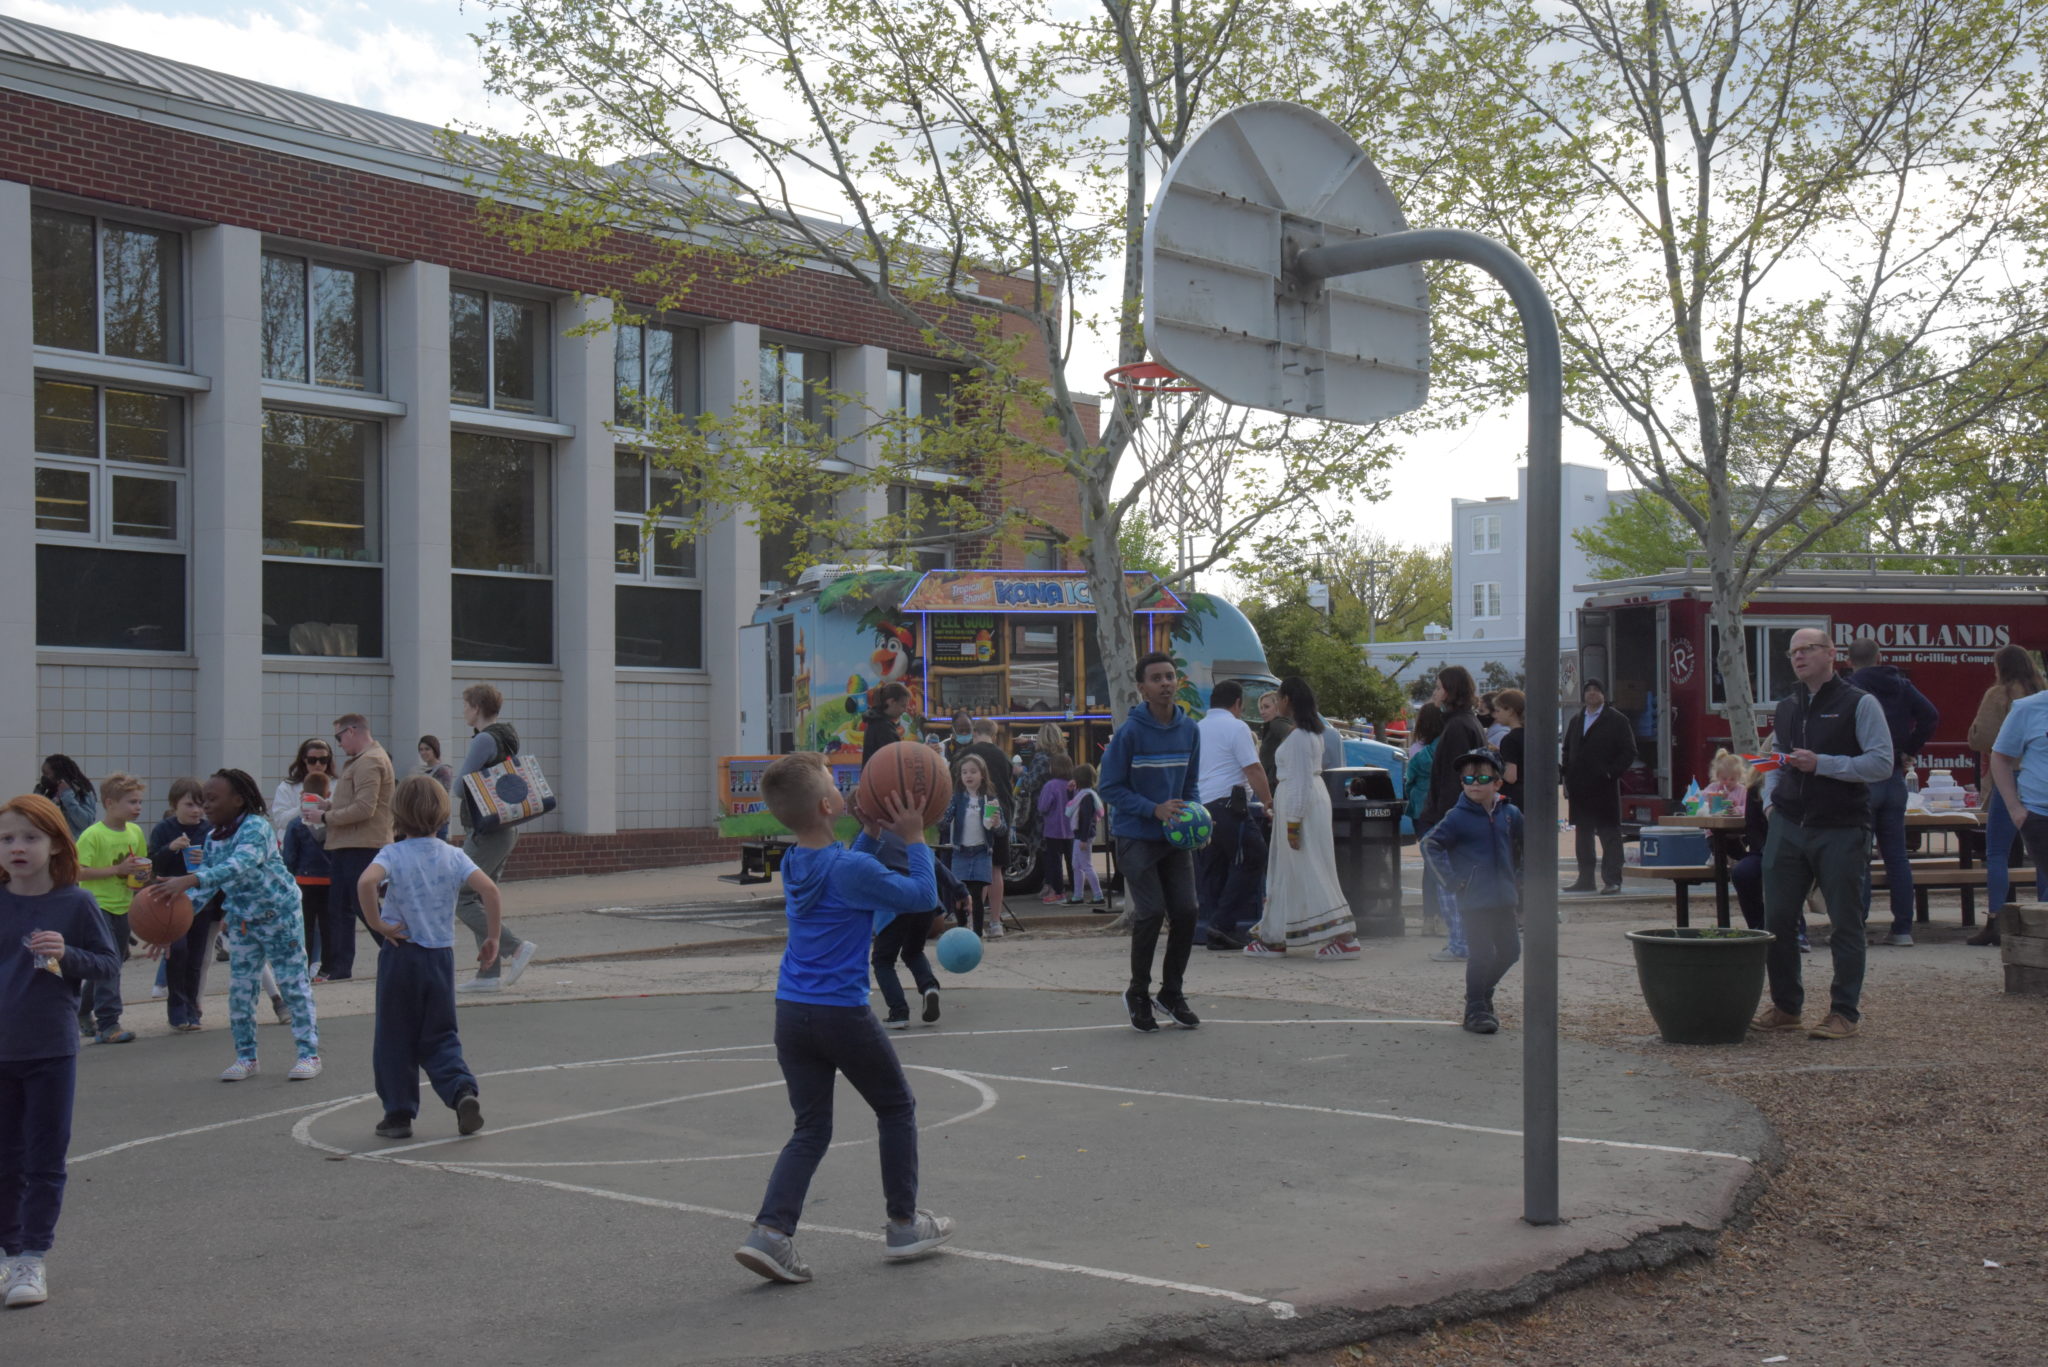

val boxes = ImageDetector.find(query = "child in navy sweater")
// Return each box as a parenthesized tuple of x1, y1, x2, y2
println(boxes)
(1419, 749, 1526, 1035)
(734, 752, 953, 1285)
(1, 793, 121, 1309)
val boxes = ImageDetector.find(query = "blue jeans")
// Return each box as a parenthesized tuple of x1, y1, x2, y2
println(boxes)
(1462, 902, 1521, 1015)
(1985, 789, 2042, 912)
(1416, 819, 1467, 956)
(0, 1054, 76, 1256)
(1861, 774, 1912, 934)
(756, 1000, 919, 1235)
(1764, 821, 1871, 1023)
(373, 942, 475, 1121)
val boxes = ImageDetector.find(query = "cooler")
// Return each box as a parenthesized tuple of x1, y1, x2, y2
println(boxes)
(1638, 827, 1711, 866)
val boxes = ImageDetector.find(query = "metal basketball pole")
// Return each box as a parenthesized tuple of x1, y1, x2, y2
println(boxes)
(1294, 230, 1564, 1227)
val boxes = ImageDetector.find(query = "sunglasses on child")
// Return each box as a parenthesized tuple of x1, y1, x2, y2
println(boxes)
(1460, 772, 1500, 785)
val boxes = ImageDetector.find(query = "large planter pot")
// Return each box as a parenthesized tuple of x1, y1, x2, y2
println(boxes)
(1626, 927, 1776, 1045)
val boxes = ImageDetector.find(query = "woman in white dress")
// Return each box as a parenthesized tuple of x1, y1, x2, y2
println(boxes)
(1246, 678, 1362, 959)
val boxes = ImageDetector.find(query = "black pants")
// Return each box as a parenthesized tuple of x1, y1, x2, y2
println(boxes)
(323, 848, 375, 979)
(1194, 804, 1267, 937)
(373, 942, 475, 1121)
(1570, 789, 1624, 888)
(872, 912, 939, 1018)
(0, 1054, 75, 1256)
(165, 901, 222, 1027)
(1119, 837, 1197, 1000)
(756, 1000, 918, 1235)
(77, 906, 129, 1032)
(298, 882, 328, 967)
(1463, 903, 1522, 1015)
(1042, 839, 1071, 896)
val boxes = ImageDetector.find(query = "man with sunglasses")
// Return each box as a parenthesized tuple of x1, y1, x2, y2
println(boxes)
(1752, 628, 1893, 1041)
(320, 714, 395, 982)
(1419, 749, 1525, 1035)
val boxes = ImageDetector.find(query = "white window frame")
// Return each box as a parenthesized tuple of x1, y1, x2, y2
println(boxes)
(450, 432, 557, 666)
(760, 339, 832, 446)
(1471, 581, 1502, 619)
(450, 283, 553, 417)
(613, 449, 705, 671)
(259, 405, 388, 660)
(30, 203, 187, 368)
(614, 318, 702, 431)
(31, 376, 191, 653)
(1470, 513, 1502, 553)
(260, 250, 384, 395)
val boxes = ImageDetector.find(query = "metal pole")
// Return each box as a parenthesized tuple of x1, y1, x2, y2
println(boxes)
(1296, 230, 1564, 1227)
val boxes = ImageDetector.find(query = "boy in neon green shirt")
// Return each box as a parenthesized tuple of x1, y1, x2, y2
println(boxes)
(74, 773, 151, 1043)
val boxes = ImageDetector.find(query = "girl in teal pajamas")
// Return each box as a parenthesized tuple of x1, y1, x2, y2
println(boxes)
(158, 770, 320, 1081)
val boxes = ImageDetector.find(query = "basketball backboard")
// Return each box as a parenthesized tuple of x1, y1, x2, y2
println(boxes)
(1142, 100, 1429, 425)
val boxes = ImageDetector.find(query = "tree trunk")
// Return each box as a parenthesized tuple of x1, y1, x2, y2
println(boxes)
(1083, 486, 1143, 933)
(1706, 526, 1763, 755)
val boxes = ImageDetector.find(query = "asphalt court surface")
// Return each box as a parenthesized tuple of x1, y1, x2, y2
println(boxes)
(9, 990, 1768, 1366)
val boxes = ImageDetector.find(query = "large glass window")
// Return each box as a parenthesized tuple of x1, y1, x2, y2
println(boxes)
(615, 321, 702, 427)
(452, 433, 553, 663)
(1470, 513, 1502, 553)
(886, 362, 954, 466)
(32, 378, 186, 650)
(1471, 582, 1502, 619)
(614, 451, 702, 669)
(262, 253, 380, 391)
(31, 208, 182, 364)
(450, 287, 550, 415)
(886, 484, 953, 572)
(261, 410, 384, 657)
(759, 341, 830, 444)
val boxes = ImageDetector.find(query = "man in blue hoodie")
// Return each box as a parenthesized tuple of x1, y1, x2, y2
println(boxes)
(1845, 639, 1940, 947)
(1099, 651, 1203, 1033)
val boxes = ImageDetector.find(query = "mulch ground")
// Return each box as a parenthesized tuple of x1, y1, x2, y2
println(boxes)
(1098, 936, 2048, 1367)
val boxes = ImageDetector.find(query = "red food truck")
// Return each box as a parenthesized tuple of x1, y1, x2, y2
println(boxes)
(1574, 556, 2048, 820)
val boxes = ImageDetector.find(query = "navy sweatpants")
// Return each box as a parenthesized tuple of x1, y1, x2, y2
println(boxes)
(373, 942, 476, 1121)
(0, 1054, 77, 1256)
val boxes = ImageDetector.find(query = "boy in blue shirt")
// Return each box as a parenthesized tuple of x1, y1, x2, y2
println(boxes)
(735, 752, 954, 1284)
(1099, 651, 1203, 1033)
(1419, 749, 1526, 1035)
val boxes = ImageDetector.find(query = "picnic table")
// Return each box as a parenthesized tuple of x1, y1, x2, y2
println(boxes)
(1652, 808, 1986, 929)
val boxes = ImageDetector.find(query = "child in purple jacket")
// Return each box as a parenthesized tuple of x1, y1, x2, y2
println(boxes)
(1035, 751, 1075, 904)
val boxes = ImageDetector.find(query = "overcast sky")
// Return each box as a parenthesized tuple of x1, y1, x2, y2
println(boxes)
(3, 0, 1625, 553)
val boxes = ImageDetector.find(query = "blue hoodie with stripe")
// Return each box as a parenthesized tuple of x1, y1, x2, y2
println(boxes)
(1099, 702, 1202, 842)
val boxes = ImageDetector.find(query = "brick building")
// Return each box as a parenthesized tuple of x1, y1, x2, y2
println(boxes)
(0, 15, 1090, 877)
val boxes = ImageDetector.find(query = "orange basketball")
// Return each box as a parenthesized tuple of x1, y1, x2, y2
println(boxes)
(128, 882, 195, 947)
(855, 741, 953, 827)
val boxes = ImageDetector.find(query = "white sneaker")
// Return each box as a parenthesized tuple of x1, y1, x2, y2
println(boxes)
(457, 977, 502, 994)
(987, 921, 1005, 939)
(149, 984, 168, 1000)
(219, 1058, 258, 1082)
(3, 1254, 47, 1307)
(502, 940, 540, 986)
(288, 1056, 323, 1081)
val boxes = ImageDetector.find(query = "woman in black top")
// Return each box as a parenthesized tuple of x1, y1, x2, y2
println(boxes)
(861, 682, 913, 768)
(1421, 666, 1488, 827)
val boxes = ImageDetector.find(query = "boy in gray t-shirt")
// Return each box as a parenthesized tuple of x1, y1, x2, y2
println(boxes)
(357, 776, 504, 1141)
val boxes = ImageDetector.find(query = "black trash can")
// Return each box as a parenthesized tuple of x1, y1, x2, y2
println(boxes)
(1323, 767, 1404, 938)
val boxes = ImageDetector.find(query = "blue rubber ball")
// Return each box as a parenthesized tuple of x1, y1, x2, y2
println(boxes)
(935, 926, 983, 974)
(1164, 800, 1213, 850)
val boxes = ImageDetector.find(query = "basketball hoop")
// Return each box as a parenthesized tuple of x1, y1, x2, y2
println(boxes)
(1104, 361, 1238, 582)
(1103, 360, 1206, 394)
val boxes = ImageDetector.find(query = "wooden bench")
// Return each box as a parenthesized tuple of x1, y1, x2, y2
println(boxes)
(1634, 860, 1989, 927)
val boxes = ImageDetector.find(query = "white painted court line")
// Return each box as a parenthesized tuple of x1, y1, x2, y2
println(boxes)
(951, 1070, 1755, 1164)
(72, 1098, 359, 1164)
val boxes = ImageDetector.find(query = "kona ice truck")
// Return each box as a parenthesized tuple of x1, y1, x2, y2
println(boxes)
(717, 566, 1280, 891)
(1574, 557, 2048, 817)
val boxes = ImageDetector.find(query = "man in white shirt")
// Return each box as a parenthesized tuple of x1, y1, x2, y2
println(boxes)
(1194, 681, 1273, 949)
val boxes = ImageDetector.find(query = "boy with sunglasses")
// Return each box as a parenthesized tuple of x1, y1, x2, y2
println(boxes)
(1419, 749, 1525, 1035)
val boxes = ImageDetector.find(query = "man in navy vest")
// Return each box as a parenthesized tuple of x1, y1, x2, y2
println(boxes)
(1751, 628, 1894, 1040)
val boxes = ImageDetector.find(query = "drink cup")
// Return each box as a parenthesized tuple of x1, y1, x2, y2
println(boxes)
(982, 798, 1001, 830)
(184, 846, 203, 872)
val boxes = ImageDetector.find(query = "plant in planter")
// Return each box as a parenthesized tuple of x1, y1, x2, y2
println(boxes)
(1626, 926, 1776, 1045)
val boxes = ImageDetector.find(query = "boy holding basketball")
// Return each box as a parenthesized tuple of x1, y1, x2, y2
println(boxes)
(735, 752, 953, 1284)
(1100, 652, 1204, 1033)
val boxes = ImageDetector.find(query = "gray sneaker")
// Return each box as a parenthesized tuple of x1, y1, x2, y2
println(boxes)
(3, 1254, 48, 1307)
(1876, 931, 1914, 947)
(884, 1208, 954, 1261)
(735, 1225, 812, 1283)
(1429, 948, 1467, 962)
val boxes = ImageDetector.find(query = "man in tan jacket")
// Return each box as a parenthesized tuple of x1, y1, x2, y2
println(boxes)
(318, 712, 394, 982)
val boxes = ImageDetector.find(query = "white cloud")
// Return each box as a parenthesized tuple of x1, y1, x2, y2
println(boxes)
(0, 0, 516, 132)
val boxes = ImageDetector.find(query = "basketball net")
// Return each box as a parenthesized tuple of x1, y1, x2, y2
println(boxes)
(1105, 361, 1243, 585)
